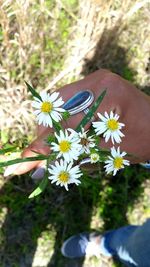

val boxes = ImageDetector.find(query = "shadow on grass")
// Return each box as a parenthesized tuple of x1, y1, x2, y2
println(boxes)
(0, 172, 101, 267)
(1, 22, 150, 267)
(82, 25, 137, 83)
(0, 165, 149, 267)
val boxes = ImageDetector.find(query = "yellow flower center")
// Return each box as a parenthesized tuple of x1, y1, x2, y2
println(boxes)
(59, 140, 71, 153)
(58, 171, 69, 182)
(41, 101, 53, 113)
(91, 153, 99, 162)
(107, 119, 119, 131)
(113, 157, 123, 169)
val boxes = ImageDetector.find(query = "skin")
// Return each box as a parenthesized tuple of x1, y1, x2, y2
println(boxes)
(4, 69, 150, 175)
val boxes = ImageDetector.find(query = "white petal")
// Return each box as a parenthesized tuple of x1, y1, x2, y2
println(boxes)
(104, 111, 109, 119)
(51, 142, 58, 151)
(123, 159, 130, 166)
(32, 101, 41, 109)
(40, 91, 48, 101)
(117, 129, 125, 137)
(33, 110, 41, 115)
(119, 122, 125, 128)
(51, 110, 62, 122)
(60, 130, 65, 139)
(113, 169, 118, 176)
(63, 153, 70, 163)
(97, 112, 107, 122)
(117, 147, 121, 155)
(104, 130, 111, 142)
(55, 107, 65, 112)
(121, 152, 126, 157)
(47, 116, 52, 127)
(114, 114, 119, 120)
(113, 132, 121, 143)
(64, 184, 69, 191)
(49, 92, 59, 102)
(93, 121, 106, 129)
(110, 111, 114, 119)
(111, 147, 117, 157)
(33, 96, 41, 103)
(36, 113, 45, 125)
(53, 98, 64, 107)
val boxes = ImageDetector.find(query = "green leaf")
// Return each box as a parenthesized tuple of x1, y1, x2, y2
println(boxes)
(25, 81, 42, 101)
(0, 155, 49, 167)
(52, 120, 62, 134)
(76, 90, 106, 132)
(62, 111, 70, 120)
(0, 146, 17, 155)
(94, 135, 100, 146)
(46, 134, 56, 144)
(28, 175, 48, 198)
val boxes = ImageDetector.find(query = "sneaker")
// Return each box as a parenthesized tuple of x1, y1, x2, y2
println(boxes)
(61, 232, 112, 259)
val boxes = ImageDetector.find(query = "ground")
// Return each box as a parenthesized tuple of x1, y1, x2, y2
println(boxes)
(0, 0, 150, 266)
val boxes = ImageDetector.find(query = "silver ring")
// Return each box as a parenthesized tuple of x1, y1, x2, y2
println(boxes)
(63, 90, 94, 116)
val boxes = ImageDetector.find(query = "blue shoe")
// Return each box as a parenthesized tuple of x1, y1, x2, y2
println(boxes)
(61, 232, 112, 259)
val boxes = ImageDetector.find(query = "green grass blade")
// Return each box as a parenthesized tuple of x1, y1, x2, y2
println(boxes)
(52, 120, 62, 134)
(25, 81, 42, 101)
(0, 147, 17, 155)
(0, 155, 49, 167)
(76, 89, 106, 132)
(28, 175, 48, 198)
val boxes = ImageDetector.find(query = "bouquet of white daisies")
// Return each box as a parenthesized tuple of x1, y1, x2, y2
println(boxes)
(0, 83, 130, 198)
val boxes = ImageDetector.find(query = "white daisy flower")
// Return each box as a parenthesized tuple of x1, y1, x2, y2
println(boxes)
(90, 152, 100, 163)
(32, 91, 65, 127)
(51, 128, 82, 163)
(77, 128, 95, 154)
(104, 146, 130, 176)
(48, 159, 82, 191)
(92, 111, 125, 144)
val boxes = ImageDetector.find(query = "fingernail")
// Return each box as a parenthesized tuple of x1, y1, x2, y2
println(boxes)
(31, 167, 45, 180)
(4, 163, 21, 177)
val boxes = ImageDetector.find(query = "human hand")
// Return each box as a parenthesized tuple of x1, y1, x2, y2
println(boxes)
(4, 69, 150, 176)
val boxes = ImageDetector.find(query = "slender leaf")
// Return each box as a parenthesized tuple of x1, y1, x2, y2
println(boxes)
(62, 111, 70, 120)
(46, 134, 56, 145)
(28, 175, 48, 198)
(0, 147, 17, 155)
(52, 120, 62, 134)
(25, 81, 42, 101)
(0, 155, 49, 167)
(76, 90, 106, 132)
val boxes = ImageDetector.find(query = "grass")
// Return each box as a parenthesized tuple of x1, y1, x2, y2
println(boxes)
(0, 0, 150, 266)
(0, 0, 78, 141)
(0, 165, 150, 267)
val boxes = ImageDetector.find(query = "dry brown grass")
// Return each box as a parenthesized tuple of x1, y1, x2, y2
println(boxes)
(0, 0, 51, 141)
(0, 0, 77, 141)
(0, 0, 149, 143)
(63, 0, 150, 83)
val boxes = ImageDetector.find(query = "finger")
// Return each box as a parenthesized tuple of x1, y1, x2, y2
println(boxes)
(37, 125, 48, 136)
(4, 69, 111, 176)
(31, 161, 46, 180)
(4, 129, 51, 176)
(59, 69, 111, 130)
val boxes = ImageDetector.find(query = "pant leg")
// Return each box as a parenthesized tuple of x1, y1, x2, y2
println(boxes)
(102, 219, 150, 267)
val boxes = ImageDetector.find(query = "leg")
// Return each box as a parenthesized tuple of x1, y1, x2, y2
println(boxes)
(61, 219, 150, 267)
